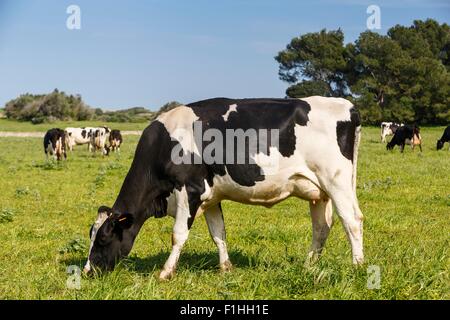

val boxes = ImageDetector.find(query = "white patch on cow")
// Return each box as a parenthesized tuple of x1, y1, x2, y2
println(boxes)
(83, 211, 110, 273)
(157, 106, 201, 157)
(251, 146, 281, 176)
(200, 179, 212, 202)
(222, 104, 237, 121)
(91, 127, 111, 155)
(55, 137, 63, 159)
(65, 127, 97, 151)
(380, 122, 394, 142)
(300, 96, 352, 122)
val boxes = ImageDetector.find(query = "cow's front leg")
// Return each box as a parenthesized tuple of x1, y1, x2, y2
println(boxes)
(159, 208, 190, 280)
(159, 187, 201, 280)
(204, 203, 232, 272)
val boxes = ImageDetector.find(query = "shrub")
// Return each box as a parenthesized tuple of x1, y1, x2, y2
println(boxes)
(0, 208, 15, 223)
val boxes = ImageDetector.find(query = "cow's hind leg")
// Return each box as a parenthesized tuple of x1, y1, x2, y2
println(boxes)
(204, 203, 232, 272)
(306, 198, 333, 265)
(328, 185, 364, 265)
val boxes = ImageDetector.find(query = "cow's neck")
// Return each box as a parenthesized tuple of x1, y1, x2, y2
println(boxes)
(112, 160, 156, 228)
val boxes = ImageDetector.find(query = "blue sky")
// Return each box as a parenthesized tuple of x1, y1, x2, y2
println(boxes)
(0, 0, 448, 110)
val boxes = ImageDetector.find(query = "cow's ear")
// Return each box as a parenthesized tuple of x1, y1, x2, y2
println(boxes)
(98, 206, 112, 216)
(114, 213, 134, 230)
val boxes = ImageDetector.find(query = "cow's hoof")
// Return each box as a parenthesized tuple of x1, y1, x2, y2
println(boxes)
(304, 251, 320, 268)
(159, 269, 175, 281)
(220, 260, 233, 273)
(352, 256, 364, 266)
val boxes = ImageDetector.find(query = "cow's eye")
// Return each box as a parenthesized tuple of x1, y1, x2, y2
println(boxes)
(96, 226, 114, 246)
(97, 234, 113, 246)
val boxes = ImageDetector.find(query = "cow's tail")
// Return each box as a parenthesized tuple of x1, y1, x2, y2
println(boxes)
(352, 125, 361, 195)
(350, 107, 361, 196)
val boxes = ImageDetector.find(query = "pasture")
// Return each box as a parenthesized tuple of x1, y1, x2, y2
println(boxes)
(0, 125, 448, 299)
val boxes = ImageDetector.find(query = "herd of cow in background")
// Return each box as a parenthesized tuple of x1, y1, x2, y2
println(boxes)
(43, 126, 123, 160)
(43, 122, 449, 161)
(381, 122, 449, 152)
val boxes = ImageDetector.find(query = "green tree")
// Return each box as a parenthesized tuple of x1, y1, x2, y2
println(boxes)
(275, 29, 348, 97)
(276, 19, 450, 125)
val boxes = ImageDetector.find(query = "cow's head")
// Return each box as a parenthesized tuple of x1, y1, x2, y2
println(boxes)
(437, 139, 444, 150)
(386, 142, 394, 150)
(84, 206, 134, 273)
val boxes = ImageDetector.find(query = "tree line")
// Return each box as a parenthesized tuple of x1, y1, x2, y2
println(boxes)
(275, 19, 449, 124)
(3, 89, 182, 124)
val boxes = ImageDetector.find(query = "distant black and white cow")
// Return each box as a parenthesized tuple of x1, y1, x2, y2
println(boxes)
(386, 124, 422, 152)
(44, 128, 67, 161)
(65, 127, 96, 151)
(437, 126, 450, 150)
(380, 122, 403, 142)
(108, 130, 123, 153)
(91, 127, 111, 155)
(84, 97, 364, 279)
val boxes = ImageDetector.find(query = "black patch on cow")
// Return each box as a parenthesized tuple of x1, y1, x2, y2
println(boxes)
(81, 130, 86, 139)
(336, 107, 360, 162)
(43, 128, 67, 160)
(111, 121, 204, 217)
(187, 98, 311, 186)
(152, 193, 169, 218)
(390, 123, 400, 134)
(387, 125, 416, 152)
(437, 125, 450, 150)
(110, 130, 122, 142)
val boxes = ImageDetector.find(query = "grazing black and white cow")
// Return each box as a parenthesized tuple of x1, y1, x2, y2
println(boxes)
(91, 127, 111, 155)
(380, 122, 403, 143)
(386, 124, 422, 152)
(108, 130, 123, 153)
(65, 127, 96, 151)
(436, 126, 450, 150)
(84, 97, 364, 279)
(44, 128, 67, 161)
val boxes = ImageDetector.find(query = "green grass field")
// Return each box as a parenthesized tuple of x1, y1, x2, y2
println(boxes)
(0, 124, 448, 299)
